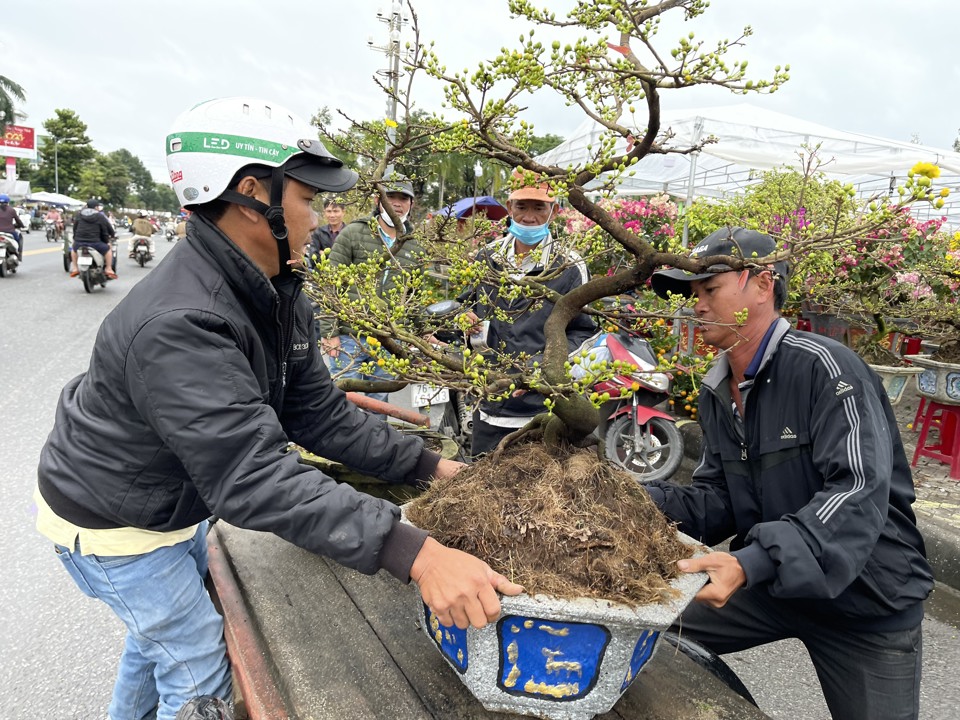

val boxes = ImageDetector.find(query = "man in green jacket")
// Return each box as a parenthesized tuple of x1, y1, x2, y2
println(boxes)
(317, 177, 424, 401)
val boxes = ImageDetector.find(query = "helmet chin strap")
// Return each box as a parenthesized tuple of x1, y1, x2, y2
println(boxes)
(220, 165, 293, 277)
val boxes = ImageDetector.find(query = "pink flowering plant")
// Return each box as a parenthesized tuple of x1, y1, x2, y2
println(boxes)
(559, 194, 680, 278)
(679, 158, 959, 363)
(810, 209, 958, 340)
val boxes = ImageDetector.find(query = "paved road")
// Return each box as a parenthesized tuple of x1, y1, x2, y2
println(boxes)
(1, 230, 958, 718)
(0, 231, 176, 718)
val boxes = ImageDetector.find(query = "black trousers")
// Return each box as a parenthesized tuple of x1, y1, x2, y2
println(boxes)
(673, 586, 922, 720)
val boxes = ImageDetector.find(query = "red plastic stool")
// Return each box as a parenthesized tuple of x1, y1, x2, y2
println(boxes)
(911, 401, 960, 480)
(912, 396, 928, 433)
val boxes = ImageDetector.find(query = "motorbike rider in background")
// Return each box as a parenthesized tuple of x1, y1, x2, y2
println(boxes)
(128, 211, 157, 257)
(70, 198, 117, 278)
(44, 207, 65, 239)
(0, 193, 26, 259)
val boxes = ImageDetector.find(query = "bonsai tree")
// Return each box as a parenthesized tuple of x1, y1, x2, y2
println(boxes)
(303, 0, 952, 607)
(310, 0, 790, 448)
(307, 0, 947, 452)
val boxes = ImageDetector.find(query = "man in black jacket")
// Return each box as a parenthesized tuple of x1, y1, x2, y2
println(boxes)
(70, 198, 117, 278)
(460, 176, 596, 455)
(35, 97, 520, 718)
(648, 227, 932, 720)
(307, 195, 345, 258)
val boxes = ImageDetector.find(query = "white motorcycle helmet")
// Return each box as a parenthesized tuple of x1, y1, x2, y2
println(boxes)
(165, 97, 357, 272)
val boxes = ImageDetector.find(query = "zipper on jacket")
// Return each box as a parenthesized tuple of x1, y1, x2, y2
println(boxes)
(270, 282, 300, 404)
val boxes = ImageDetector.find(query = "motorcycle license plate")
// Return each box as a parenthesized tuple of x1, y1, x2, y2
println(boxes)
(0, 247, 5, 258)
(411, 383, 450, 407)
(136, 246, 147, 253)
(78, 256, 94, 267)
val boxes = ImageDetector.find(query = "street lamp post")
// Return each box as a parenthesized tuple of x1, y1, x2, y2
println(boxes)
(40, 135, 60, 194)
(474, 160, 483, 198)
(53, 136, 59, 195)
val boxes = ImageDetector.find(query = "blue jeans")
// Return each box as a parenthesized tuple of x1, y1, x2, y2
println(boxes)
(53, 522, 232, 720)
(328, 334, 392, 403)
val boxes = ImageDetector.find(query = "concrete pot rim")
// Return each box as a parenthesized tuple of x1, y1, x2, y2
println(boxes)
(869, 363, 923, 375)
(908, 354, 960, 370)
(402, 503, 708, 623)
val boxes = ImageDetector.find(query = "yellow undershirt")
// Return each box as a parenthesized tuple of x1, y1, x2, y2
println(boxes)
(34, 486, 200, 556)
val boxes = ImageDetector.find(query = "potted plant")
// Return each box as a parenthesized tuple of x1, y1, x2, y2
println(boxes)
(403, 444, 708, 720)
(910, 338, 960, 405)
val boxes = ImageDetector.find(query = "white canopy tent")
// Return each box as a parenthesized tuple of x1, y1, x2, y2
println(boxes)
(25, 190, 85, 209)
(536, 104, 960, 226)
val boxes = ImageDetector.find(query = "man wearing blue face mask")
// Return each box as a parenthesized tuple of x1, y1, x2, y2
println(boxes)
(460, 174, 596, 455)
(318, 176, 425, 402)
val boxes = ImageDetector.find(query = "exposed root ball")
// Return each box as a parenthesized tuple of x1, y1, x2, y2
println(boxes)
(406, 444, 693, 606)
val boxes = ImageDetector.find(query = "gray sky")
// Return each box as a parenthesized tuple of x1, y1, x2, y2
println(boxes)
(4, 0, 958, 184)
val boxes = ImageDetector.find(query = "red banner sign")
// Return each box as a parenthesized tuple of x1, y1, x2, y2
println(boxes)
(1, 125, 37, 160)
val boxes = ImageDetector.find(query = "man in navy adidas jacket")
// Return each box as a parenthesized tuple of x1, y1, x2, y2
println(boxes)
(647, 227, 932, 720)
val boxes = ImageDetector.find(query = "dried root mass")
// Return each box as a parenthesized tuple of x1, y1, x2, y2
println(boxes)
(406, 444, 694, 606)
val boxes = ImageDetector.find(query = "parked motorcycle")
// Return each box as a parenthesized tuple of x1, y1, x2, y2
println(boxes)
(0, 232, 21, 278)
(76, 241, 116, 292)
(574, 330, 685, 483)
(131, 236, 153, 267)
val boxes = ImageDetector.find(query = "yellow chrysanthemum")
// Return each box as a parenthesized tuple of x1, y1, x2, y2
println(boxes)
(909, 161, 941, 180)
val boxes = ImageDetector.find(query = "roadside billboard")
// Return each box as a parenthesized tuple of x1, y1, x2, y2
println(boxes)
(1, 125, 37, 160)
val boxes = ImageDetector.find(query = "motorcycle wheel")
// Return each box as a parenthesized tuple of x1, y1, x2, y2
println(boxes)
(0, 260, 6, 278)
(62, 253, 71, 272)
(81, 270, 93, 293)
(604, 414, 684, 483)
(138, 253, 146, 267)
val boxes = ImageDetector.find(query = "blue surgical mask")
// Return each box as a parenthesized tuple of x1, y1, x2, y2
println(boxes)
(510, 221, 550, 246)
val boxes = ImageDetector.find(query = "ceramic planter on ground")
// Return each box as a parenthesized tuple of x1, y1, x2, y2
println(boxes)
(415, 532, 707, 720)
(868, 364, 923, 406)
(909, 355, 960, 405)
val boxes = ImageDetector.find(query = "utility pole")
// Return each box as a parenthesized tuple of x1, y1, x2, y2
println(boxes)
(53, 136, 59, 194)
(368, 0, 408, 176)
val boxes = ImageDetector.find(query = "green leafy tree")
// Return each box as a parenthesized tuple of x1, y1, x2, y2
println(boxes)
(32, 109, 96, 194)
(107, 149, 154, 200)
(528, 133, 565, 157)
(77, 152, 132, 208)
(150, 183, 180, 213)
(0, 75, 26, 125)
